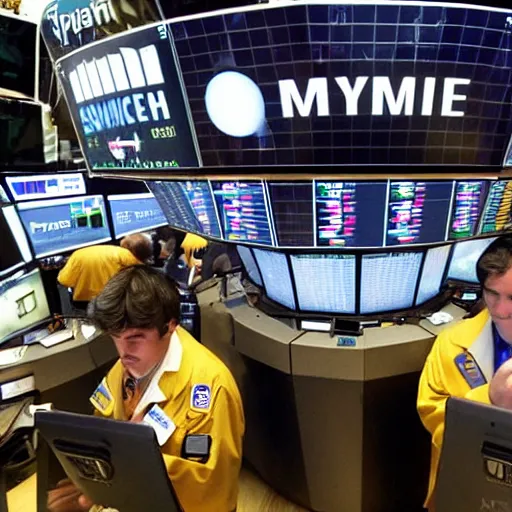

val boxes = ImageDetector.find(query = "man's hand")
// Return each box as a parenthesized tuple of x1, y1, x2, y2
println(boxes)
(490, 358, 512, 409)
(47, 479, 93, 512)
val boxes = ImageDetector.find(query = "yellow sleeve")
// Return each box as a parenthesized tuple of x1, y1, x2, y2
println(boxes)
(162, 386, 244, 512)
(57, 255, 78, 289)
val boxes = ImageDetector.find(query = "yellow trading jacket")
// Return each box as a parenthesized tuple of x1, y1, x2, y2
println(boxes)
(417, 309, 493, 509)
(90, 327, 245, 512)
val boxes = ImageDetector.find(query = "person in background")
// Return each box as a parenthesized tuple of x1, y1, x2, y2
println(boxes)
(179, 233, 208, 273)
(200, 241, 242, 281)
(418, 235, 512, 510)
(57, 233, 152, 307)
(47, 265, 245, 512)
(151, 226, 177, 268)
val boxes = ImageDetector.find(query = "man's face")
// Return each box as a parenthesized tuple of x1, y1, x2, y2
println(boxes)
(111, 323, 175, 379)
(484, 267, 512, 342)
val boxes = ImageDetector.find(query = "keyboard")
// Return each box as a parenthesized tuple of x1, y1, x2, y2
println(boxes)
(40, 329, 74, 348)
(0, 346, 27, 367)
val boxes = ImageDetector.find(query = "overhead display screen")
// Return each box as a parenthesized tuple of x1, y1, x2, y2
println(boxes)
(212, 181, 274, 246)
(268, 182, 314, 247)
(479, 181, 512, 234)
(447, 237, 496, 283)
(315, 181, 387, 247)
(17, 195, 111, 258)
(291, 254, 356, 314)
(415, 245, 451, 306)
(108, 193, 167, 238)
(56, 24, 200, 172)
(386, 181, 453, 246)
(146, 180, 221, 237)
(449, 181, 489, 239)
(360, 252, 423, 314)
(6, 173, 86, 202)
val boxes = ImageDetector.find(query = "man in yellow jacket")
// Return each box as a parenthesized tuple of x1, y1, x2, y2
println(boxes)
(418, 235, 512, 510)
(48, 265, 244, 512)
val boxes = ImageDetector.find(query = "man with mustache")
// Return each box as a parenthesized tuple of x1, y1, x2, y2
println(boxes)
(418, 236, 512, 511)
(48, 265, 244, 512)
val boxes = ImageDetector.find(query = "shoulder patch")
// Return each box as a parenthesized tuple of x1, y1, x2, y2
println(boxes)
(90, 378, 114, 416)
(454, 352, 487, 389)
(190, 384, 211, 412)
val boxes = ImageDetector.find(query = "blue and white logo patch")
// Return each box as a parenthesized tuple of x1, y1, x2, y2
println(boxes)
(191, 384, 211, 411)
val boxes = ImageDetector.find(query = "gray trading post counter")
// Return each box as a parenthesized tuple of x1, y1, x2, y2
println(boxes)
(198, 283, 467, 512)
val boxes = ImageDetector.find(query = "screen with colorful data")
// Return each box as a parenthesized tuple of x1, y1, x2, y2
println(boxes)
(449, 181, 488, 239)
(17, 195, 111, 258)
(212, 182, 274, 246)
(315, 181, 387, 247)
(0, 269, 51, 345)
(237, 246, 262, 286)
(360, 252, 423, 314)
(415, 245, 451, 306)
(6, 173, 86, 202)
(386, 181, 453, 246)
(447, 237, 497, 283)
(479, 181, 512, 234)
(108, 193, 167, 238)
(268, 182, 314, 247)
(291, 254, 356, 314)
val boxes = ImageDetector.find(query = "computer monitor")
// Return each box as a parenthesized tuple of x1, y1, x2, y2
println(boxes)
(36, 410, 181, 512)
(6, 173, 86, 202)
(447, 237, 497, 283)
(0, 185, 9, 204)
(267, 182, 314, 247)
(291, 254, 356, 314)
(107, 193, 167, 239)
(212, 181, 274, 246)
(315, 181, 387, 247)
(415, 245, 451, 306)
(253, 249, 296, 310)
(236, 246, 262, 286)
(360, 252, 423, 314)
(449, 181, 489, 240)
(0, 206, 32, 277)
(386, 181, 453, 246)
(436, 397, 512, 512)
(479, 180, 512, 234)
(17, 195, 111, 258)
(0, 268, 51, 346)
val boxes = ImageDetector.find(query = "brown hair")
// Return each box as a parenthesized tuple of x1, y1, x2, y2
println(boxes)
(121, 233, 153, 262)
(87, 265, 181, 336)
(476, 236, 512, 285)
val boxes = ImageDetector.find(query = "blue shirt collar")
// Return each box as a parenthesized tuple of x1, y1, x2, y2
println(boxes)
(493, 323, 512, 373)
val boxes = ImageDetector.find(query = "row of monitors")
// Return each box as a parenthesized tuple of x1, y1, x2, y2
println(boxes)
(237, 236, 495, 315)
(0, 193, 167, 273)
(147, 179, 512, 248)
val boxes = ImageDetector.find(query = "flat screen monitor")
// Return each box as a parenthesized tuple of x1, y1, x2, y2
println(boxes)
(108, 193, 167, 239)
(386, 181, 453, 246)
(253, 249, 295, 310)
(447, 237, 497, 283)
(267, 182, 314, 247)
(291, 254, 356, 314)
(479, 181, 512, 234)
(505, 136, 512, 168)
(146, 181, 221, 237)
(360, 252, 423, 314)
(17, 195, 111, 258)
(0, 268, 51, 345)
(212, 181, 274, 246)
(0, 185, 10, 204)
(449, 181, 489, 240)
(0, 206, 32, 277)
(315, 181, 387, 247)
(6, 173, 86, 202)
(415, 245, 451, 306)
(237, 246, 262, 286)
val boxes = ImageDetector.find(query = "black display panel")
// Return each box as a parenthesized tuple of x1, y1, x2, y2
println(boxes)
(479, 181, 512, 234)
(0, 13, 37, 98)
(212, 181, 274, 246)
(448, 181, 489, 239)
(0, 269, 51, 345)
(17, 195, 112, 258)
(268, 182, 313, 246)
(146, 180, 221, 237)
(315, 181, 387, 247)
(386, 181, 453, 246)
(56, 25, 200, 172)
(108, 193, 167, 238)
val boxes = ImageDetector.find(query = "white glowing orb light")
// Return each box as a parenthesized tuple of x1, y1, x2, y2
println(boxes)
(205, 71, 265, 137)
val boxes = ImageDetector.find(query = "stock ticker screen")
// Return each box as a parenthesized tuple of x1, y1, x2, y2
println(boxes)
(449, 181, 488, 239)
(315, 181, 387, 247)
(57, 24, 200, 172)
(479, 181, 512, 234)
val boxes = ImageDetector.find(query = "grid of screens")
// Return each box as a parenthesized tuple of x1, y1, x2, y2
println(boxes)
(447, 237, 497, 283)
(6, 173, 86, 201)
(0, 269, 51, 345)
(108, 193, 167, 239)
(480, 181, 512, 234)
(17, 195, 111, 258)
